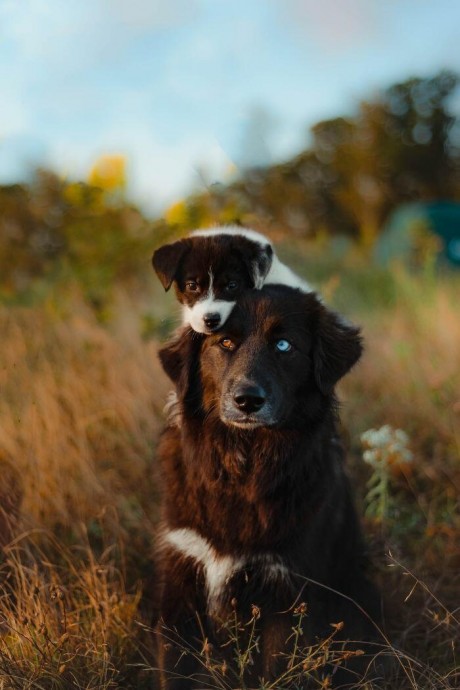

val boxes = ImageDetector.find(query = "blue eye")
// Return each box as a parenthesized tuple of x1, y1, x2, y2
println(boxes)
(275, 339, 292, 353)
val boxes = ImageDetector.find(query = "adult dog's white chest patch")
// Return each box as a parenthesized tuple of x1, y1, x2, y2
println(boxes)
(164, 527, 291, 614)
(164, 527, 243, 611)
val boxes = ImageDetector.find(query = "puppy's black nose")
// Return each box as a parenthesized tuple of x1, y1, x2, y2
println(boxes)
(203, 313, 221, 330)
(233, 384, 266, 413)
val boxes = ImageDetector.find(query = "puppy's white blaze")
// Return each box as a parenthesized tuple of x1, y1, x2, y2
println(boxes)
(182, 293, 236, 333)
(164, 527, 243, 610)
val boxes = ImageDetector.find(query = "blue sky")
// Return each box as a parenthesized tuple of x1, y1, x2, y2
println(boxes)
(1, 0, 460, 213)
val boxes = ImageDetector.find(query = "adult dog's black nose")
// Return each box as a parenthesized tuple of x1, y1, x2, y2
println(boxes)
(233, 384, 266, 413)
(203, 313, 221, 330)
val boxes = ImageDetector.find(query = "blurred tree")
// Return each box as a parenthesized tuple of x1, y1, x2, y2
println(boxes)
(1, 71, 459, 305)
(377, 71, 458, 199)
(0, 170, 151, 306)
(301, 72, 459, 244)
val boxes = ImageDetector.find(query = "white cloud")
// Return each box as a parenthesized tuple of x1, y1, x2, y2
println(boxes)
(0, 0, 200, 84)
(44, 118, 236, 213)
(279, 0, 377, 52)
(100, 0, 200, 30)
(1, 0, 460, 211)
(0, 92, 29, 138)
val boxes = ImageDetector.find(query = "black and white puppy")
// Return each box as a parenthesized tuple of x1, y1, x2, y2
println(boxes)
(152, 226, 313, 334)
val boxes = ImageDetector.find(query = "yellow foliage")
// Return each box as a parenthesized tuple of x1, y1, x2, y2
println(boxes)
(165, 199, 189, 226)
(89, 154, 126, 192)
(165, 196, 217, 229)
(219, 200, 241, 224)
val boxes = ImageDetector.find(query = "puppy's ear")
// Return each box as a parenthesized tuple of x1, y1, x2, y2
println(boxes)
(237, 240, 273, 288)
(313, 308, 363, 394)
(253, 243, 273, 288)
(152, 240, 190, 291)
(159, 328, 203, 401)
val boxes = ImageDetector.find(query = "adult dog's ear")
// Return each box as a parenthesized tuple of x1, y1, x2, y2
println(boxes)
(159, 328, 203, 401)
(313, 308, 363, 394)
(152, 239, 190, 291)
(237, 239, 273, 289)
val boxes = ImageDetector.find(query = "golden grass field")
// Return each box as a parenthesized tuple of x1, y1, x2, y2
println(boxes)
(0, 252, 459, 689)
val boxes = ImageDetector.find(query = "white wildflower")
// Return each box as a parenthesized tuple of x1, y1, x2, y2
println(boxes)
(360, 425, 413, 467)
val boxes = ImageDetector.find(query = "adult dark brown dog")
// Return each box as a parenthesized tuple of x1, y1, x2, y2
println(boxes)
(154, 285, 383, 689)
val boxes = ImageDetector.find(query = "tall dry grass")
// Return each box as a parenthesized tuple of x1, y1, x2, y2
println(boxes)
(338, 269, 460, 688)
(0, 296, 169, 538)
(0, 268, 459, 688)
(0, 293, 169, 688)
(342, 269, 460, 469)
(0, 534, 145, 689)
(340, 270, 460, 571)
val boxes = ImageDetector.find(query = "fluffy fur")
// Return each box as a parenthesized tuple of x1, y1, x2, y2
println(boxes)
(152, 225, 313, 334)
(154, 285, 383, 689)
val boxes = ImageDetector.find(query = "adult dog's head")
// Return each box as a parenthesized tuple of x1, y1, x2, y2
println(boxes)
(160, 285, 362, 430)
(152, 229, 272, 334)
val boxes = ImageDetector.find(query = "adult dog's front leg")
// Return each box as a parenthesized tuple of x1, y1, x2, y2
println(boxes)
(155, 553, 208, 690)
(156, 617, 203, 690)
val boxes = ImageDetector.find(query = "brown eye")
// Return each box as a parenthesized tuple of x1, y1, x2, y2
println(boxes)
(219, 338, 236, 351)
(186, 281, 199, 292)
(226, 281, 239, 291)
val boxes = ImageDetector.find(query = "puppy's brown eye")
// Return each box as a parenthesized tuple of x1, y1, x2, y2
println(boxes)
(186, 281, 199, 292)
(219, 338, 236, 351)
(226, 281, 238, 291)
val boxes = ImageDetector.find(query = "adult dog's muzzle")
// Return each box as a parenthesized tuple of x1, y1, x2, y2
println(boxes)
(220, 378, 278, 428)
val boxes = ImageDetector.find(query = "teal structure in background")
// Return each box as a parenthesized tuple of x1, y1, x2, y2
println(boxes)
(376, 201, 460, 267)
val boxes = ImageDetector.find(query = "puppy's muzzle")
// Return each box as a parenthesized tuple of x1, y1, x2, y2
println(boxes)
(203, 313, 221, 331)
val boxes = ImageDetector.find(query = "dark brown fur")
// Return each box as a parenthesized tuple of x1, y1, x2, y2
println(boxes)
(152, 233, 271, 302)
(152, 233, 273, 333)
(154, 286, 383, 689)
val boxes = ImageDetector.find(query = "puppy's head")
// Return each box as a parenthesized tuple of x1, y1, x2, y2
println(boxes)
(159, 285, 362, 430)
(152, 232, 272, 334)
